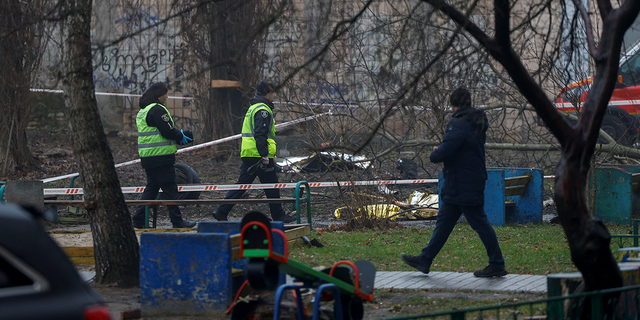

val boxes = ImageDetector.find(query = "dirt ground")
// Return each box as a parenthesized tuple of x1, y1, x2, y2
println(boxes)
(18, 129, 553, 319)
(87, 284, 545, 320)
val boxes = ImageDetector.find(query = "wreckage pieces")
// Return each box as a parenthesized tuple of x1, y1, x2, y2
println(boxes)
(297, 153, 358, 173)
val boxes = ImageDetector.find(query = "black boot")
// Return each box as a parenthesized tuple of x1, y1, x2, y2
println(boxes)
(401, 254, 430, 274)
(173, 220, 197, 228)
(213, 209, 228, 221)
(473, 265, 508, 277)
(272, 214, 296, 223)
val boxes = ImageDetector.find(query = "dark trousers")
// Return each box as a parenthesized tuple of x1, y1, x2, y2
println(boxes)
(133, 164, 184, 225)
(419, 201, 505, 268)
(215, 157, 284, 218)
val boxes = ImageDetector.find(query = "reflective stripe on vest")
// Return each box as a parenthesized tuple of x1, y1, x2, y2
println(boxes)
(240, 103, 276, 158)
(136, 103, 178, 158)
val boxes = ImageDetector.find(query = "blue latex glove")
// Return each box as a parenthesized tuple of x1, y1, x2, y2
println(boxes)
(179, 129, 193, 146)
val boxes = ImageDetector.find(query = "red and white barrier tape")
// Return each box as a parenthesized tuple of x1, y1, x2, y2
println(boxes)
(40, 112, 331, 184)
(42, 178, 438, 195)
(30, 88, 195, 100)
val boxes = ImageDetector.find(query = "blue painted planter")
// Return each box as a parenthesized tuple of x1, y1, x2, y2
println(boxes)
(140, 221, 286, 316)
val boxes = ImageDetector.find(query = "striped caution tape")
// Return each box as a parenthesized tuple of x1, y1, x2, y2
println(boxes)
(42, 179, 439, 196)
(40, 111, 332, 184)
(30, 88, 195, 100)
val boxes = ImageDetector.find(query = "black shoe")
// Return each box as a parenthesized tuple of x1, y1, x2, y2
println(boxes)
(401, 254, 430, 274)
(132, 221, 145, 229)
(212, 210, 228, 221)
(474, 265, 508, 277)
(173, 220, 197, 228)
(272, 214, 296, 223)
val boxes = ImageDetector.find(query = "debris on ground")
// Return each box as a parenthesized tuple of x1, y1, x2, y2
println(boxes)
(333, 191, 439, 221)
(280, 152, 370, 173)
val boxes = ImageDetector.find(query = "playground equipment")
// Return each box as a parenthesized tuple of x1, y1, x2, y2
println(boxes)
(234, 211, 376, 320)
(587, 165, 640, 225)
(138, 220, 296, 317)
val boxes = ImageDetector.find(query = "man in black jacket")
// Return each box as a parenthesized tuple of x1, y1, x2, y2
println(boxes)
(132, 82, 196, 229)
(401, 88, 507, 277)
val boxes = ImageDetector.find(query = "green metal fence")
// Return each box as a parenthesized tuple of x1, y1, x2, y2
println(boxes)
(376, 284, 640, 319)
(610, 219, 640, 254)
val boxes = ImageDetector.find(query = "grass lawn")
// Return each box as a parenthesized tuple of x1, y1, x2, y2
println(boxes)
(286, 222, 632, 319)
(289, 222, 631, 275)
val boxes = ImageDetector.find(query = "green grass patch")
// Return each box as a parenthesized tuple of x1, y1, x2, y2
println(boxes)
(289, 222, 631, 275)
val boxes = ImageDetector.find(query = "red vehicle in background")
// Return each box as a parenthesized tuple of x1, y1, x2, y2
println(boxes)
(556, 42, 640, 146)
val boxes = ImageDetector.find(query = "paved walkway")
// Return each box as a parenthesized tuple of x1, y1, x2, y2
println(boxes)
(375, 271, 547, 293)
(81, 270, 548, 293)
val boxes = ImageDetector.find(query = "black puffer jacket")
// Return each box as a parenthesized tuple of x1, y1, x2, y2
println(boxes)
(430, 106, 488, 206)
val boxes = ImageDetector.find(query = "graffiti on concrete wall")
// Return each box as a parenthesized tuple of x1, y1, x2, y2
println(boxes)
(89, 2, 199, 132)
(303, 81, 365, 104)
(114, 7, 159, 28)
(92, 46, 185, 94)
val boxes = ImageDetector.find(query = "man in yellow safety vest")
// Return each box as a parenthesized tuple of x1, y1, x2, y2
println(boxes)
(212, 81, 295, 223)
(132, 82, 197, 229)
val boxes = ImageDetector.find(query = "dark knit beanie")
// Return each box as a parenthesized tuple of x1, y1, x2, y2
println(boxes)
(450, 87, 472, 108)
(139, 82, 169, 108)
(256, 81, 274, 96)
(145, 82, 168, 99)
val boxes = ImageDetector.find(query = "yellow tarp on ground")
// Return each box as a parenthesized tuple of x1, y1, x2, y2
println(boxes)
(333, 192, 439, 220)
(334, 204, 401, 220)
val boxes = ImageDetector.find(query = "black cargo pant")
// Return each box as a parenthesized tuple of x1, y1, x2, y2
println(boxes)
(214, 157, 285, 219)
(132, 164, 184, 225)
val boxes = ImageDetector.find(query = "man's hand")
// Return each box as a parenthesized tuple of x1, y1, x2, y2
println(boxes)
(179, 129, 193, 146)
(261, 156, 269, 164)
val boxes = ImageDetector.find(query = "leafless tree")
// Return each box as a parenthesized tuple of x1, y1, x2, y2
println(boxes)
(59, 0, 139, 287)
(415, 0, 639, 303)
(275, 0, 638, 309)
(0, 1, 49, 177)
(256, 1, 639, 309)
(177, 0, 285, 159)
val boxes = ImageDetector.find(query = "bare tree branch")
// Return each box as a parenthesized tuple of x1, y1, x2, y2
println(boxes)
(572, 0, 597, 55)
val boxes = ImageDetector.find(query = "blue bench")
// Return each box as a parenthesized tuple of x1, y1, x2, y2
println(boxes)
(439, 168, 543, 226)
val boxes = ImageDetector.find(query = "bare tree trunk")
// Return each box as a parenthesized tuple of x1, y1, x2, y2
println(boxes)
(205, 1, 258, 147)
(180, 0, 275, 157)
(60, 0, 138, 287)
(207, 7, 239, 159)
(0, 1, 41, 177)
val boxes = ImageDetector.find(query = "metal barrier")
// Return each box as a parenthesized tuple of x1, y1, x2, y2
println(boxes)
(611, 219, 640, 254)
(376, 284, 640, 320)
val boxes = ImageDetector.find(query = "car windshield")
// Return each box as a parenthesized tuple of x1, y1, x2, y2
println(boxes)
(620, 53, 640, 85)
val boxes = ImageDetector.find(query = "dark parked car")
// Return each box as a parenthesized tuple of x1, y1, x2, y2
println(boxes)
(0, 203, 111, 320)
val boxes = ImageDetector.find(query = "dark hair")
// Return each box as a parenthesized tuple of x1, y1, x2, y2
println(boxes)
(449, 87, 472, 108)
(256, 81, 274, 96)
